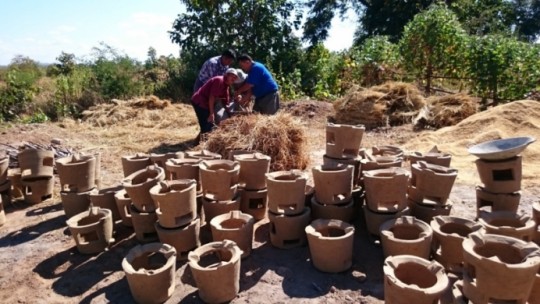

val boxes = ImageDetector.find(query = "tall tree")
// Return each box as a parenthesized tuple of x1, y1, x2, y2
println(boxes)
(169, 0, 303, 73)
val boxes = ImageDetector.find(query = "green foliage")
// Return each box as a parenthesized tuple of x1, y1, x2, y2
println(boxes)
(0, 59, 41, 121)
(50, 66, 93, 119)
(46, 52, 76, 76)
(88, 43, 148, 100)
(19, 110, 49, 124)
(467, 35, 540, 103)
(399, 3, 468, 93)
(350, 36, 401, 86)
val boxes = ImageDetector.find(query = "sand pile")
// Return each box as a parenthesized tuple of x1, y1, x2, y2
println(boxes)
(403, 100, 540, 186)
(414, 94, 479, 129)
(201, 113, 309, 171)
(333, 82, 425, 129)
(81, 96, 196, 128)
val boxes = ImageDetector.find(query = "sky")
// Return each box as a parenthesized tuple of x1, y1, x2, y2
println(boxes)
(0, 1, 356, 65)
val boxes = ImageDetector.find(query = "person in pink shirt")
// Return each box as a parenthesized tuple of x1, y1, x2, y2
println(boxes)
(191, 68, 239, 138)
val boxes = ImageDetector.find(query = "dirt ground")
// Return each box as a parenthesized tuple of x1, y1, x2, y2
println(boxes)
(0, 99, 538, 304)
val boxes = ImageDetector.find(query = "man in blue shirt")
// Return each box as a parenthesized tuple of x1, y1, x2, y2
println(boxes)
(236, 54, 279, 114)
(193, 49, 236, 92)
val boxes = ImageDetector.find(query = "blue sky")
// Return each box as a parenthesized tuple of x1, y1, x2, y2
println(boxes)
(0, 1, 356, 65)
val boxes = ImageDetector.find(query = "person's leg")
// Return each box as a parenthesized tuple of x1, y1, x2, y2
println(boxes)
(214, 100, 231, 125)
(191, 102, 213, 133)
(253, 91, 279, 115)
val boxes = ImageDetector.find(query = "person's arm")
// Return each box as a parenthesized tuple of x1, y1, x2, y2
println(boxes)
(207, 94, 216, 123)
(236, 82, 253, 94)
(240, 89, 252, 107)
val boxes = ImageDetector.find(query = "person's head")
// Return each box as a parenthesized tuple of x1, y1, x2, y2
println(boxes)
(237, 54, 253, 72)
(224, 68, 239, 85)
(234, 68, 247, 85)
(220, 49, 236, 66)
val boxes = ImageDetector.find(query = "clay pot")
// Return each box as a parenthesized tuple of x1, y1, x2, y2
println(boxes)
(155, 218, 201, 260)
(89, 185, 123, 222)
(18, 148, 54, 180)
(0, 180, 11, 205)
(325, 123, 365, 159)
(121, 153, 151, 177)
(370, 145, 404, 159)
(363, 205, 410, 237)
(149, 152, 183, 169)
(188, 240, 242, 304)
(266, 170, 307, 216)
(202, 195, 241, 223)
(121, 165, 165, 212)
(409, 199, 452, 224)
(234, 152, 271, 190)
(478, 210, 536, 242)
(384, 255, 449, 304)
(380, 216, 433, 259)
(165, 158, 202, 190)
(122, 243, 176, 304)
(66, 206, 114, 254)
(56, 154, 96, 192)
(86, 151, 102, 190)
(312, 164, 353, 205)
(268, 207, 311, 249)
(305, 184, 315, 208)
(130, 205, 158, 243)
(360, 156, 403, 180)
(150, 180, 197, 228)
(210, 211, 255, 258)
(227, 149, 254, 160)
(363, 167, 409, 213)
(534, 202, 540, 246)
(462, 232, 540, 303)
(7, 168, 24, 200)
(310, 197, 355, 223)
(21, 176, 54, 204)
(408, 146, 452, 167)
(114, 189, 133, 227)
(323, 154, 362, 187)
(60, 189, 94, 219)
(475, 156, 522, 194)
(239, 188, 268, 221)
(199, 159, 240, 201)
(430, 216, 484, 272)
(411, 161, 458, 204)
(0, 155, 8, 184)
(184, 149, 222, 160)
(475, 186, 520, 217)
(305, 219, 355, 273)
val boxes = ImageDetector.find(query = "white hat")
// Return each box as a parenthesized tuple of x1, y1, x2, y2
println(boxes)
(225, 68, 239, 78)
(234, 69, 247, 84)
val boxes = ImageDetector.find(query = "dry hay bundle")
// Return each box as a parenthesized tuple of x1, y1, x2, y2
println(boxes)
(81, 97, 196, 129)
(333, 87, 388, 128)
(202, 113, 309, 171)
(129, 95, 171, 109)
(414, 94, 479, 130)
(333, 82, 425, 129)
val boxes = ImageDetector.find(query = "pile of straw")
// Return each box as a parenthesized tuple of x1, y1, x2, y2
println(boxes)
(201, 113, 309, 171)
(81, 96, 195, 128)
(414, 94, 479, 130)
(333, 82, 425, 129)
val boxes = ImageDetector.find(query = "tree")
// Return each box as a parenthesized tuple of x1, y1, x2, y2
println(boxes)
(399, 4, 468, 94)
(169, 0, 304, 95)
(302, 0, 540, 46)
(467, 35, 540, 104)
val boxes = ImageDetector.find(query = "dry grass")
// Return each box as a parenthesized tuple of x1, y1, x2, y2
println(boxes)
(333, 82, 425, 129)
(414, 94, 479, 129)
(201, 113, 309, 171)
(81, 96, 195, 128)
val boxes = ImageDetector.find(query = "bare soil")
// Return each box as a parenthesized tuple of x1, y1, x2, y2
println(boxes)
(0, 99, 538, 304)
